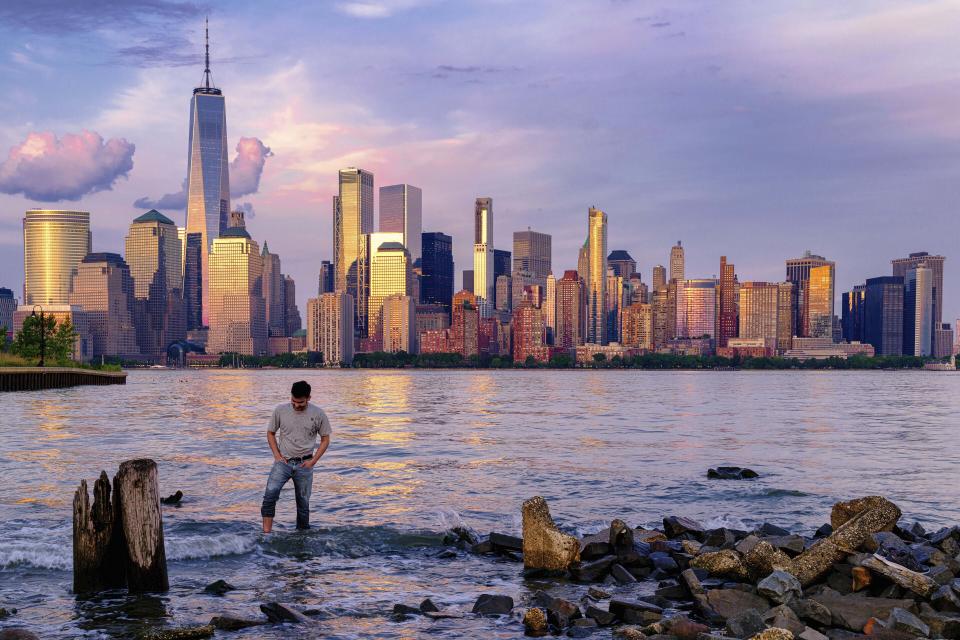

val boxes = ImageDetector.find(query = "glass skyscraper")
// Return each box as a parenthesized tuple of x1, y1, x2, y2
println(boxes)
(421, 232, 453, 315)
(379, 184, 422, 264)
(185, 24, 230, 327)
(335, 168, 374, 337)
(22, 209, 91, 306)
(587, 207, 607, 344)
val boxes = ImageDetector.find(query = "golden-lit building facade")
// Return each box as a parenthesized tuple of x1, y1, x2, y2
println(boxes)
(586, 207, 607, 344)
(621, 302, 653, 350)
(808, 263, 835, 339)
(381, 294, 417, 354)
(652, 288, 670, 349)
(207, 227, 266, 355)
(675, 279, 717, 339)
(307, 292, 354, 365)
(669, 241, 684, 282)
(738, 282, 779, 350)
(22, 209, 91, 306)
(777, 282, 794, 353)
(69, 253, 139, 357)
(368, 239, 410, 350)
(785, 251, 834, 338)
(473, 197, 494, 308)
(653, 264, 667, 293)
(334, 168, 374, 339)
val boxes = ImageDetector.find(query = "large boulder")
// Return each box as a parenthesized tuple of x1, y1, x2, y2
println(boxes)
(726, 609, 767, 638)
(523, 608, 548, 636)
(704, 589, 770, 621)
(663, 516, 706, 540)
(689, 549, 750, 581)
(750, 629, 795, 640)
(472, 594, 514, 616)
(764, 604, 806, 636)
(521, 496, 580, 571)
(831, 497, 895, 530)
(758, 570, 803, 604)
(808, 587, 915, 632)
(610, 519, 635, 556)
(608, 599, 663, 624)
(746, 541, 793, 580)
(886, 608, 930, 637)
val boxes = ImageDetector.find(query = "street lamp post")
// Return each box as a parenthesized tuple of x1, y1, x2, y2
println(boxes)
(30, 305, 45, 367)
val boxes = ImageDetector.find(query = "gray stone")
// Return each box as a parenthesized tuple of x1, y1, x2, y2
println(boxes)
(419, 598, 439, 613)
(588, 587, 611, 600)
(917, 604, 960, 639)
(704, 589, 770, 621)
(650, 551, 679, 574)
(260, 603, 308, 624)
(808, 588, 915, 632)
(708, 466, 759, 480)
(0, 631, 40, 640)
(546, 597, 583, 628)
(725, 608, 766, 638)
(209, 616, 265, 631)
(585, 605, 616, 626)
(609, 599, 664, 624)
(933, 584, 960, 612)
(655, 581, 687, 600)
(393, 603, 422, 616)
(612, 563, 637, 584)
(764, 604, 806, 636)
(664, 516, 706, 540)
(886, 607, 929, 637)
(764, 535, 807, 556)
(928, 565, 955, 586)
(789, 599, 832, 627)
(203, 579, 236, 596)
(473, 594, 514, 616)
(737, 534, 763, 556)
(489, 532, 523, 552)
(610, 520, 636, 557)
(570, 556, 615, 583)
(758, 570, 803, 604)
(798, 628, 829, 640)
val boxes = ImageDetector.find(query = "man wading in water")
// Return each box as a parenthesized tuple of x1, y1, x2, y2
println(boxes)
(261, 380, 331, 533)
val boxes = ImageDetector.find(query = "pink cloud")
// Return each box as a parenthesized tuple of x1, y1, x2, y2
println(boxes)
(230, 137, 273, 198)
(0, 130, 134, 202)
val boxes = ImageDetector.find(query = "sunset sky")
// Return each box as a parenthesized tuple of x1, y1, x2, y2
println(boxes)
(1, 0, 958, 320)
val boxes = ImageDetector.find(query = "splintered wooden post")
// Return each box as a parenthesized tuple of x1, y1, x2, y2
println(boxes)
(72, 471, 126, 593)
(115, 459, 169, 592)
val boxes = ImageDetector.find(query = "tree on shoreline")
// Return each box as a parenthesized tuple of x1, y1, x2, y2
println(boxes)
(12, 316, 77, 364)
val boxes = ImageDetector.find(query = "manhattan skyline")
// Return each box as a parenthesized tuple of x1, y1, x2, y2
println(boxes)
(1, 2, 958, 321)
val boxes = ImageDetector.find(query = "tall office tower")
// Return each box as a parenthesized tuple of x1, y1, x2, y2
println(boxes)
(493, 248, 511, 309)
(125, 210, 186, 359)
(675, 279, 717, 339)
(421, 232, 454, 315)
(605, 270, 625, 343)
(319, 260, 334, 295)
(892, 252, 945, 338)
(462, 270, 474, 294)
(207, 227, 266, 355)
(381, 294, 417, 354)
(69, 253, 139, 358)
(776, 282, 794, 353)
(368, 240, 411, 349)
(864, 276, 904, 356)
(495, 275, 513, 312)
(669, 241, 685, 282)
(0, 288, 15, 339)
(261, 243, 284, 336)
(652, 288, 670, 349)
(22, 209, 91, 305)
(653, 265, 667, 293)
(738, 282, 779, 350)
(577, 239, 589, 289)
(379, 184, 422, 264)
(177, 226, 187, 274)
(183, 233, 203, 330)
(934, 323, 954, 359)
(621, 303, 653, 350)
(587, 207, 608, 344)
(607, 250, 636, 279)
(717, 256, 737, 347)
(544, 273, 556, 345)
(786, 251, 835, 338)
(841, 284, 867, 343)
(451, 289, 479, 357)
(627, 274, 647, 305)
(307, 292, 354, 365)
(284, 275, 301, 336)
(556, 270, 583, 349)
(904, 265, 934, 356)
(473, 197, 494, 309)
(335, 168, 375, 334)
(513, 229, 552, 283)
(511, 270, 533, 310)
(185, 22, 230, 326)
(665, 279, 678, 341)
(513, 301, 547, 363)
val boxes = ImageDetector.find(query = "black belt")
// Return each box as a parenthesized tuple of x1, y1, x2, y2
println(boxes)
(287, 453, 313, 463)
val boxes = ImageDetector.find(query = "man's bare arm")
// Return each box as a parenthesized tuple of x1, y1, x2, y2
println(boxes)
(305, 435, 330, 468)
(267, 431, 285, 463)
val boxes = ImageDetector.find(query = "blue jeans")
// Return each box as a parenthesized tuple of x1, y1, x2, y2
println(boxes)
(260, 460, 314, 529)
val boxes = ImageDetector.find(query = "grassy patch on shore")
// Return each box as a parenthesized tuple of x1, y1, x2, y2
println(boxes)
(0, 352, 32, 367)
(0, 352, 122, 371)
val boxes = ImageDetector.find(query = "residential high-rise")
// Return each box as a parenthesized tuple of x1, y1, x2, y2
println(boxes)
(421, 232, 453, 315)
(621, 302, 653, 350)
(676, 279, 717, 339)
(334, 168, 375, 335)
(22, 209, 91, 306)
(69, 253, 139, 358)
(717, 256, 737, 347)
(472, 198, 494, 310)
(183, 232, 203, 330)
(381, 294, 417, 354)
(669, 241, 684, 282)
(495, 275, 513, 313)
(934, 323, 954, 359)
(319, 260, 334, 295)
(261, 242, 284, 336)
(493, 248, 511, 309)
(307, 292, 354, 365)
(653, 265, 667, 293)
(892, 252, 944, 337)
(841, 285, 867, 343)
(513, 301, 548, 363)
(379, 184, 422, 264)
(605, 270, 625, 343)
(864, 276, 904, 356)
(207, 227, 266, 355)
(607, 250, 636, 279)
(903, 265, 933, 356)
(776, 282, 794, 353)
(513, 229, 552, 283)
(184, 22, 230, 326)
(786, 251, 835, 338)
(586, 207, 608, 344)
(124, 210, 186, 359)
(0, 288, 15, 339)
(451, 289, 479, 357)
(284, 275, 301, 336)
(652, 288, 669, 349)
(738, 282, 779, 350)
(556, 270, 583, 349)
(368, 239, 411, 349)
(577, 239, 589, 289)
(544, 273, 556, 345)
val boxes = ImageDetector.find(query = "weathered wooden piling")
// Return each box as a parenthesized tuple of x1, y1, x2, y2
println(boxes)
(72, 471, 126, 593)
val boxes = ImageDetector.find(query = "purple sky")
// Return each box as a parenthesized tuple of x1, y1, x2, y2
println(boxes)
(1, 1, 958, 322)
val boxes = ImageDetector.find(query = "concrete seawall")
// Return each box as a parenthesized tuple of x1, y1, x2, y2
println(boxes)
(0, 367, 127, 392)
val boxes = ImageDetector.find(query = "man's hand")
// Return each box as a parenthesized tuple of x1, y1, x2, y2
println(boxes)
(274, 454, 287, 464)
(301, 458, 318, 469)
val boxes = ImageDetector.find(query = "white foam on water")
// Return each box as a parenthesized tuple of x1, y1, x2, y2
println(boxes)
(703, 514, 749, 530)
(0, 540, 71, 571)
(166, 532, 257, 561)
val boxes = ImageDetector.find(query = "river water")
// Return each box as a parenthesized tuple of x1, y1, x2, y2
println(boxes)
(1, 369, 958, 638)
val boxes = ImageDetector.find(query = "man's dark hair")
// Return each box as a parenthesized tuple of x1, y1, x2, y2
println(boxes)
(291, 380, 311, 399)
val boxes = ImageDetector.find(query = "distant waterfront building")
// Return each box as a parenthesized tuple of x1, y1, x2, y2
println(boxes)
(675, 279, 717, 339)
(587, 207, 608, 344)
(125, 210, 185, 360)
(183, 232, 203, 330)
(69, 253, 139, 358)
(0, 288, 15, 339)
(784, 337, 874, 361)
(207, 227, 266, 356)
(652, 265, 667, 293)
(934, 323, 954, 359)
(717, 256, 737, 347)
(621, 302, 653, 350)
(607, 250, 636, 279)
(776, 282, 794, 353)
(513, 229, 552, 283)
(379, 184, 422, 263)
(368, 239, 411, 349)
(841, 284, 867, 343)
(472, 197, 494, 310)
(575, 342, 639, 364)
(415, 304, 449, 341)
(22, 209, 91, 306)
(669, 241, 685, 282)
(738, 282, 779, 351)
(319, 260, 334, 295)
(185, 26, 230, 326)
(284, 275, 301, 336)
(420, 232, 453, 314)
(892, 252, 944, 338)
(493, 248, 512, 309)
(544, 273, 556, 345)
(381, 294, 417, 354)
(306, 292, 354, 365)
(651, 288, 670, 349)
(513, 301, 549, 363)
(786, 251, 835, 339)
(335, 168, 375, 337)
(261, 243, 284, 336)
(451, 289, 479, 357)
(903, 265, 933, 356)
(13, 304, 92, 362)
(495, 275, 513, 312)
(577, 240, 589, 289)
(556, 270, 584, 350)
(864, 276, 904, 356)
(605, 270, 625, 344)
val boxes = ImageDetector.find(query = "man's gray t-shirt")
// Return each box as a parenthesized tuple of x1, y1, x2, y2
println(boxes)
(268, 403, 332, 458)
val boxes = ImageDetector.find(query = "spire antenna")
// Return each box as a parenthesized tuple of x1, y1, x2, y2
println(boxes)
(204, 16, 211, 90)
